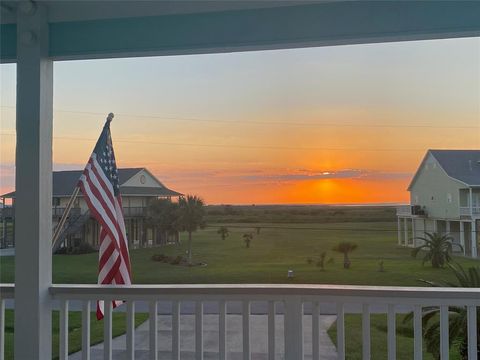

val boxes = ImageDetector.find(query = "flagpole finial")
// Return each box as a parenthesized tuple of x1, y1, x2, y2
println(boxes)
(107, 113, 114, 123)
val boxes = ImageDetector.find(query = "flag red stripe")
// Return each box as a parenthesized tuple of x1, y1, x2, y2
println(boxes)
(78, 181, 120, 253)
(79, 123, 132, 320)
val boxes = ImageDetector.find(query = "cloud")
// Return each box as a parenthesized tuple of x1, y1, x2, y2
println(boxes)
(242, 169, 362, 182)
(156, 167, 412, 186)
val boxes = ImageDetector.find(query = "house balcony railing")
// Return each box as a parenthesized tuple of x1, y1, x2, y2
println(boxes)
(52, 207, 82, 218)
(397, 205, 427, 217)
(1, 283, 479, 360)
(460, 206, 480, 217)
(2, 206, 147, 219)
(396, 205, 412, 216)
(122, 206, 147, 217)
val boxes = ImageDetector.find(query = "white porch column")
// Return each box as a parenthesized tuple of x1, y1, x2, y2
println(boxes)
(472, 221, 477, 258)
(411, 218, 416, 248)
(446, 220, 450, 235)
(433, 219, 438, 233)
(14, 3, 53, 360)
(469, 188, 474, 216)
(460, 221, 466, 255)
(403, 218, 408, 246)
(397, 217, 402, 246)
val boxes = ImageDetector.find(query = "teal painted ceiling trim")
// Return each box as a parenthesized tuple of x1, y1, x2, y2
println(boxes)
(47, 2, 480, 61)
(0, 24, 16, 62)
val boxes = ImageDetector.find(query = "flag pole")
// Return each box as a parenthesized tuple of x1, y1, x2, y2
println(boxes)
(51, 113, 114, 250)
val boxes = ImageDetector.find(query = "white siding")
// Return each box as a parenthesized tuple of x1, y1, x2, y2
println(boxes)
(122, 169, 163, 188)
(410, 154, 465, 219)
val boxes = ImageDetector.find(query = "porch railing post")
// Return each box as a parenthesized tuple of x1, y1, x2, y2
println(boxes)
(14, 3, 53, 359)
(284, 296, 303, 359)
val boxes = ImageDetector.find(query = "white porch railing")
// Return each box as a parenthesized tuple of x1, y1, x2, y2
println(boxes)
(1, 284, 479, 360)
(460, 206, 480, 216)
(396, 206, 412, 216)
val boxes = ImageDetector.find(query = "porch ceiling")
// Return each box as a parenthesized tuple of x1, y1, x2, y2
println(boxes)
(1, 1, 479, 62)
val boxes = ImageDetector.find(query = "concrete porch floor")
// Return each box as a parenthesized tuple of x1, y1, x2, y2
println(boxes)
(69, 314, 337, 360)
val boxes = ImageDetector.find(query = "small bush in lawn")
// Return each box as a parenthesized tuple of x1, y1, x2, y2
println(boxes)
(76, 242, 96, 254)
(171, 255, 183, 265)
(56, 242, 96, 255)
(151, 254, 166, 262)
(55, 247, 68, 255)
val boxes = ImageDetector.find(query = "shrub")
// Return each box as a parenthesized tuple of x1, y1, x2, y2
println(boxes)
(171, 255, 183, 265)
(55, 242, 96, 255)
(151, 254, 166, 262)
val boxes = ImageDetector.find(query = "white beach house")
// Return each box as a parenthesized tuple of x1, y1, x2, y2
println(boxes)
(0, 168, 182, 249)
(397, 150, 480, 258)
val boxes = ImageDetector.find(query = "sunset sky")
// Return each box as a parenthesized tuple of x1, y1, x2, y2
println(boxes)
(1, 37, 479, 205)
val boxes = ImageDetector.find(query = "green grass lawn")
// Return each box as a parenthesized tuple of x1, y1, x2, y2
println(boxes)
(328, 313, 464, 360)
(2, 221, 476, 285)
(3, 309, 148, 360)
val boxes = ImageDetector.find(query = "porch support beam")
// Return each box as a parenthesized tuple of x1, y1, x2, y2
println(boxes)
(397, 217, 402, 246)
(2, 2, 480, 63)
(14, 3, 53, 360)
(460, 221, 466, 256)
(472, 221, 477, 258)
(411, 218, 416, 248)
(469, 189, 474, 217)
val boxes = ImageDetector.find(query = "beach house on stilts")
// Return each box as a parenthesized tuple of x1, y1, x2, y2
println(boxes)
(397, 150, 480, 258)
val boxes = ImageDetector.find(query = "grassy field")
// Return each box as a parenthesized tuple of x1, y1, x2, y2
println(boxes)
(2, 220, 477, 285)
(3, 310, 148, 360)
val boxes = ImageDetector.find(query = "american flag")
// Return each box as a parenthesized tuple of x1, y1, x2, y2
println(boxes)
(78, 115, 132, 320)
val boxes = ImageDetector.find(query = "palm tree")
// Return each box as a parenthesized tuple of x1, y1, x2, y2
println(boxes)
(411, 232, 462, 268)
(146, 198, 180, 245)
(217, 226, 229, 241)
(177, 195, 206, 265)
(317, 251, 327, 271)
(332, 241, 357, 269)
(404, 263, 480, 359)
(243, 233, 253, 248)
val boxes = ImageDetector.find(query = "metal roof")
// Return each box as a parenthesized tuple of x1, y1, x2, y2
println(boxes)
(120, 186, 182, 197)
(408, 149, 480, 190)
(0, 168, 182, 198)
(429, 150, 480, 187)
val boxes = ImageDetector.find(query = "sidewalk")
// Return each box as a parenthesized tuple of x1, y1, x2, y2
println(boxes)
(69, 314, 337, 360)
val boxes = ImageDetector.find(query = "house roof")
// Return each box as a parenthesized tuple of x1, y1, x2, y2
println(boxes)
(1, 168, 182, 198)
(120, 186, 182, 197)
(408, 150, 480, 190)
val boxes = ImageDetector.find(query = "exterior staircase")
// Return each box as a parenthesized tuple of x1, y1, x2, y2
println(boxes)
(52, 210, 91, 253)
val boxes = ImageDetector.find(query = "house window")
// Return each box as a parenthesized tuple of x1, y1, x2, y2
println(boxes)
(52, 198, 60, 206)
(447, 193, 452, 203)
(414, 195, 419, 205)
